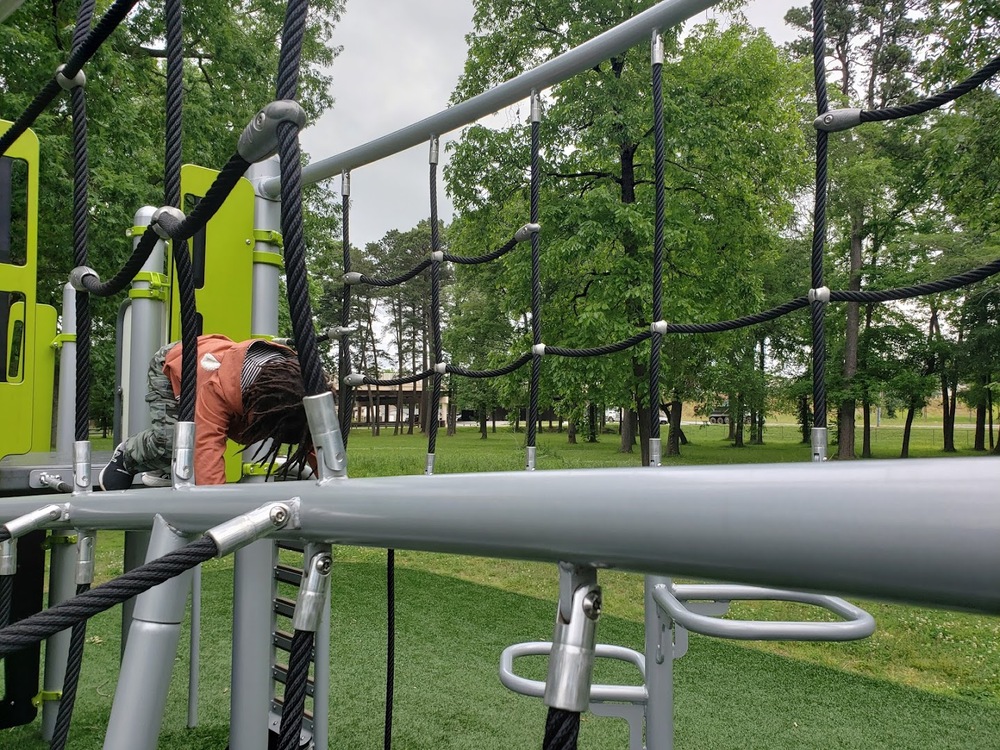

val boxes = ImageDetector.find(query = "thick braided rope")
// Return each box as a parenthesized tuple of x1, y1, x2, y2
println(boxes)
(71, 0, 96, 444)
(0, 537, 217, 655)
(830, 258, 1000, 302)
(667, 297, 810, 334)
(163, 0, 183, 210)
(446, 353, 533, 379)
(0, 0, 141, 158)
(429, 161, 443, 456)
(49, 582, 91, 750)
(810, 0, 829, 430)
(354, 260, 432, 288)
(173, 239, 200, 421)
(528, 113, 542, 451)
(443, 237, 518, 265)
(359, 369, 434, 388)
(649, 51, 666, 445)
(860, 55, 1000, 123)
(543, 708, 580, 750)
(339, 185, 354, 445)
(277, 629, 314, 750)
(0, 576, 12, 630)
(547, 330, 652, 358)
(384, 549, 395, 750)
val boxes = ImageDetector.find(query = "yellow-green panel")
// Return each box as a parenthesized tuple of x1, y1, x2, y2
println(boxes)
(171, 164, 256, 482)
(0, 121, 41, 461)
(31, 303, 56, 451)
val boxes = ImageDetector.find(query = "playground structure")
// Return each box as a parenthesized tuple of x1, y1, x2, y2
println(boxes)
(0, 0, 997, 749)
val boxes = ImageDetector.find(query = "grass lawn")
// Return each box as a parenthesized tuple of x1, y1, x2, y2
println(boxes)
(3, 424, 996, 748)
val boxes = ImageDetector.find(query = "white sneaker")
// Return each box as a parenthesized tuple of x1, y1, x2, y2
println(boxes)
(141, 471, 172, 488)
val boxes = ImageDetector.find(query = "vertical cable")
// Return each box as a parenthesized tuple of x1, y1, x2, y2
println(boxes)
(49, 583, 90, 750)
(527, 92, 542, 468)
(383, 548, 395, 750)
(648, 32, 666, 466)
(339, 172, 354, 444)
(810, 0, 829, 440)
(427, 138, 443, 471)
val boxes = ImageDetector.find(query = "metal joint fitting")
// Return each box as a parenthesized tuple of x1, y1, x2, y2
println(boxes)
(341, 171, 351, 197)
(809, 286, 831, 304)
(532, 344, 546, 356)
(811, 427, 829, 462)
(207, 500, 296, 558)
(343, 272, 362, 285)
(75, 531, 96, 585)
(515, 223, 541, 242)
(530, 91, 542, 123)
(38, 472, 71, 493)
(293, 545, 333, 632)
(814, 108, 862, 133)
(327, 324, 358, 337)
(69, 266, 98, 292)
(172, 421, 196, 486)
(343, 373, 366, 387)
(73, 439, 91, 494)
(434, 362, 447, 374)
(238, 100, 308, 163)
(425, 453, 436, 476)
(429, 136, 440, 165)
(151, 206, 186, 241)
(430, 250, 444, 262)
(0, 540, 15, 576)
(55, 64, 86, 90)
(651, 31, 664, 65)
(526, 445, 537, 471)
(545, 563, 601, 712)
(4, 504, 65, 540)
(650, 320, 668, 335)
(649, 437, 662, 467)
(303, 391, 347, 480)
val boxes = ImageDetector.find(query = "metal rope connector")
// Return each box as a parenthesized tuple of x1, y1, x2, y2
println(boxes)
(303, 391, 347, 481)
(343, 373, 366, 386)
(4, 504, 66, 540)
(650, 320, 669, 335)
(207, 500, 296, 558)
(68, 266, 99, 292)
(73, 439, 91, 494)
(342, 272, 362, 285)
(433, 362, 447, 374)
(532, 343, 546, 356)
(515, 223, 541, 242)
(814, 108, 862, 133)
(430, 250, 444, 262)
(75, 531, 96, 585)
(151, 206, 186, 241)
(808, 286, 831, 304)
(545, 563, 601, 712)
(238, 100, 307, 163)
(429, 136, 440, 165)
(172, 421, 195, 486)
(811, 427, 829, 463)
(292, 544, 333, 632)
(55, 64, 86, 90)
(651, 31, 664, 66)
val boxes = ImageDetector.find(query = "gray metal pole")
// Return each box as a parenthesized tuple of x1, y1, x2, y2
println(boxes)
(312, 564, 331, 750)
(643, 575, 673, 750)
(229, 540, 274, 750)
(104, 515, 193, 750)
(54, 283, 76, 460)
(248, 157, 282, 339)
(187, 564, 200, 728)
(39, 539, 77, 740)
(122, 205, 167, 656)
(261, 0, 720, 197)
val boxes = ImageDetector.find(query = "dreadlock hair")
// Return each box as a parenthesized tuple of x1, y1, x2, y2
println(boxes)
(239, 356, 314, 480)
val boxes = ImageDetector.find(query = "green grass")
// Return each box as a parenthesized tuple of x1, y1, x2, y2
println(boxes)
(4, 424, 997, 747)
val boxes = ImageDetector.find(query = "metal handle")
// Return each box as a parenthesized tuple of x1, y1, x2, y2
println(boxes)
(653, 583, 875, 641)
(498, 641, 647, 703)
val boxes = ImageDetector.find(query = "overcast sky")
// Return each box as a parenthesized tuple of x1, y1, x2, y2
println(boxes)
(297, 0, 801, 249)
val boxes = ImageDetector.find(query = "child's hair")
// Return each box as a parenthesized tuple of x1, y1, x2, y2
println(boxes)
(240, 356, 312, 479)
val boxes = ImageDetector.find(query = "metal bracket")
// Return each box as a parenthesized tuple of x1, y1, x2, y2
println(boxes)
(545, 563, 602, 712)
(252, 229, 284, 249)
(32, 690, 62, 707)
(292, 544, 333, 632)
(50, 332, 76, 350)
(41, 533, 78, 550)
(814, 108, 862, 133)
(303, 391, 347, 480)
(54, 64, 85, 90)
(238, 100, 307, 163)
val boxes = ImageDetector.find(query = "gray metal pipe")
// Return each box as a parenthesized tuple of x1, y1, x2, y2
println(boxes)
(54, 283, 76, 460)
(261, 0, 719, 197)
(0, 459, 997, 613)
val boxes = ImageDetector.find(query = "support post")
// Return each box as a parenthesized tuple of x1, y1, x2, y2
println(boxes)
(104, 515, 192, 750)
(54, 284, 76, 460)
(39, 536, 76, 741)
(643, 575, 674, 750)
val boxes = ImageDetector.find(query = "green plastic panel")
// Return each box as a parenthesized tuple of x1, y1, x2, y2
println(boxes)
(0, 121, 54, 458)
(171, 164, 256, 482)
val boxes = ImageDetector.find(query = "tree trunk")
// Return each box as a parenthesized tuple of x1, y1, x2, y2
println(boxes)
(861, 393, 872, 458)
(799, 394, 811, 444)
(733, 394, 745, 448)
(837, 220, 863, 460)
(447, 396, 456, 437)
(666, 399, 682, 456)
(479, 410, 487, 440)
(974, 378, 986, 451)
(901, 401, 917, 458)
(567, 420, 577, 445)
(587, 403, 597, 443)
(619, 410, 635, 454)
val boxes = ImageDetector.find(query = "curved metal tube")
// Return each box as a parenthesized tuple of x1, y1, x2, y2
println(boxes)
(499, 641, 647, 703)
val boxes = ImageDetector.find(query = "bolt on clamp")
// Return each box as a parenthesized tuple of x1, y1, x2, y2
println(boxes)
(206, 500, 296, 559)
(75, 531, 96, 585)
(343, 373, 367, 387)
(545, 563, 601, 712)
(238, 100, 307, 163)
(68, 266, 98, 292)
(293, 544, 333, 632)
(304, 391, 347, 480)
(515, 223, 541, 242)
(813, 108, 862, 133)
(73, 440, 91, 494)
(172, 421, 196, 486)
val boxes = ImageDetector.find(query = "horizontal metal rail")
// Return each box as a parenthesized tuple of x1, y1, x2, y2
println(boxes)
(262, 0, 719, 197)
(0, 458, 998, 613)
(499, 641, 647, 703)
(655, 583, 876, 641)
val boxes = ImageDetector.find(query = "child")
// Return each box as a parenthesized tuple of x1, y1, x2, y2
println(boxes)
(99, 334, 314, 489)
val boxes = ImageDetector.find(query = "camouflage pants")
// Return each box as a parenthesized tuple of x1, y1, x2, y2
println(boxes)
(122, 342, 178, 473)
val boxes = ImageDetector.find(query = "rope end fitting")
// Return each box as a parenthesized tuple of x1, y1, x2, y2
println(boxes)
(532, 343, 546, 356)
(69, 266, 99, 292)
(650, 320, 669, 335)
(515, 223, 541, 242)
(808, 286, 831, 304)
(207, 500, 297, 559)
(343, 373, 366, 386)
(433, 362, 447, 374)
(238, 100, 307, 164)
(814, 108, 862, 133)
(55, 64, 85, 90)
(343, 272, 362, 285)
(151, 206, 186, 241)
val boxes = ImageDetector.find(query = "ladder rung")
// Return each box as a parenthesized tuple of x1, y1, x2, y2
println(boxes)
(270, 703, 315, 725)
(274, 564, 303, 586)
(273, 596, 296, 619)
(276, 540, 306, 552)
(272, 665, 315, 697)
(273, 629, 318, 658)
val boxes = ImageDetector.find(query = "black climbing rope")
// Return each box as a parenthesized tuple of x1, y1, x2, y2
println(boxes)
(48, 582, 90, 750)
(810, 0, 830, 432)
(428, 143, 444, 461)
(277, 629, 314, 750)
(648, 34, 666, 451)
(543, 707, 580, 750)
(527, 94, 542, 462)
